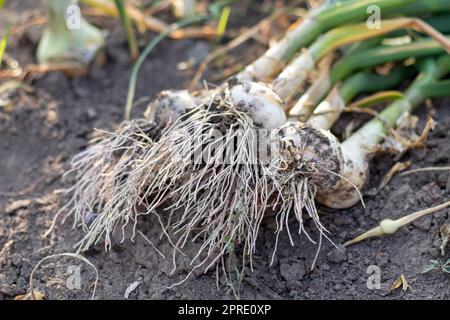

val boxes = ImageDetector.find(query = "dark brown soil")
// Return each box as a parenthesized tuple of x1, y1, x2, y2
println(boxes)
(1, 1, 449, 300)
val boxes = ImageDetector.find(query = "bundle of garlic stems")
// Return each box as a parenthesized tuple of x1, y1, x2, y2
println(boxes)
(270, 17, 450, 105)
(292, 25, 450, 118)
(292, 35, 450, 123)
(61, 0, 450, 277)
(291, 15, 450, 120)
(310, 55, 450, 209)
(239, 0, 450, 81)
(305, 66, 411, 130)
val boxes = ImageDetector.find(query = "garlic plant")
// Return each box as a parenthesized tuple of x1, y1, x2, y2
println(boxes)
(37, 0, 104, 66)
(172, 0, 197, 18)
(57, 0, 450, 283)
(283, 56, 450, 211)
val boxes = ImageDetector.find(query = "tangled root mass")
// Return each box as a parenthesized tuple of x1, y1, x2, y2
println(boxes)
(62, 84, 342, 280)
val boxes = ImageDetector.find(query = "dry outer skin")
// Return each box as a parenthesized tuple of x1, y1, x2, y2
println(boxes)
(1, 1, 450, 300)
(275, 122, 344, 193)
(144, 90, 198, 127)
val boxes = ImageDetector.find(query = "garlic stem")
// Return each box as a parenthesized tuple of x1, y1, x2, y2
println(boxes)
(273, 17, 450, 104)
(307, 66, 409, 130)
(37, 0, 105, 65)
(239, 0, 422, 81)
(345, 200, 450, 246)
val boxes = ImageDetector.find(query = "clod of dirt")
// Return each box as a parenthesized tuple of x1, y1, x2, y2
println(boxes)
(10, 253, 23, 267)
(327, 247, 348, 264)
(412, 215, 432, 231)
(279, 259, 306, 282)
(384, 184, 415, 212)
(321, 263, 331, 271)
(333, 215, 353, 226)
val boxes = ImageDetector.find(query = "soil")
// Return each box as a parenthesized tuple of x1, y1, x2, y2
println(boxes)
(1, 1, 450, 300)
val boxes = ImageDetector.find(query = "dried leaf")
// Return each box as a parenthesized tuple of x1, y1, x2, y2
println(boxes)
(421, 260, 441, 274)
(14, 291, 45, 300)
(390, 276, 402, 291)
(390, 274, 411, 292)
(346, 90, 404, 110)
(380, 114, 435, 157)
(379, 161, 412, 190)
(0, 240, 13, 265)
(5, 199, 32, 214)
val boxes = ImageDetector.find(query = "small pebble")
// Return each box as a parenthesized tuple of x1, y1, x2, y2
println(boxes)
(279, 259, 306, 282)
(86, 108, 98, 120)
(321, 263, 331, 271)
(5, 270, 17, 285)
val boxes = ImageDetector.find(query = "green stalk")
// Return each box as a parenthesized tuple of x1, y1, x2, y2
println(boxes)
(281, 0, 417, 62)
(394, 0, 450, 17)
(423, 14, 450, 34)
(344, 55, 450, 147)
(341, 13, 450, 60)
(308, 19, 450, 62)
(341, 36, 383, 56)
(239, 0, 423, 80)
(124, 16, 208, 120)
(0, 0, 8, 64)
(339, 66, 410, 103)
(346, 91, 406, 110)
(331, 36, 450, 83)
(0, 23, 11, 65)
(114, 0, 139, 62)
(215, 5, 230, 43)
(289, 32, 450, 118)
(276, 17, 450, 103)
(290, 36, 383, 118)
(306, 66, 410, 129)
(420, 79, 450, 98)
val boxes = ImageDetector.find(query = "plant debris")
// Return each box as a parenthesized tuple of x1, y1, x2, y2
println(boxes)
(5, 199, 32, 215)
(440, 223, 450, 256)
(14, 291, 45, 300)
(390, 274, 412, 292)
(378, 160, 412, 190)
